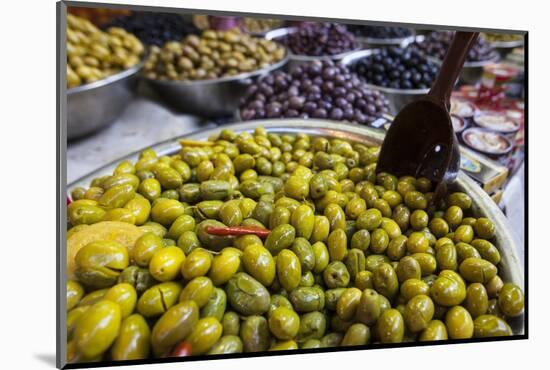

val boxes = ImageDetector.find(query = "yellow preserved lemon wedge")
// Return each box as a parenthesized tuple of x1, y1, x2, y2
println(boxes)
(67, 221, 144, 279)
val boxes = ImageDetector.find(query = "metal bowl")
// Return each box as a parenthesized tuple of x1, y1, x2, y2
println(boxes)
(490, 39, 524, 58)
(67, 62, 142, 140)
(341, 49, 429, 115)
(265, 27, 360, 69)
(356, 30, 416, 49)
(67, 119, 524, 337)
(141, 55, 289, 117)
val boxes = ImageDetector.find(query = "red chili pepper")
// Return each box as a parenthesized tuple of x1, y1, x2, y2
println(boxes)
(67, 196, 71, 206)
(170, 341, 192, 357)
(205, 226, 271, 238)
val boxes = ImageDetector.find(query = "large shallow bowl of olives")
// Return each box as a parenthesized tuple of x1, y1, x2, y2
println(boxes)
(65, 120, 524, 365)
(66, 14, 145, 140)
(265, 27, 359, 70)
(341, 49, 435, 115)
(141, 30, 289, 117)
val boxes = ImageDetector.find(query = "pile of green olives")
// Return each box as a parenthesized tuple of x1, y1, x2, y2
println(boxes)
(67, 127, 524, 363)
(66, 14, 144, 88)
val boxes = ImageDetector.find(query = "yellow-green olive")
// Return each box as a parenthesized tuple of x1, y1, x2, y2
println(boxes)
(268, 307, 300, 340)
(149, 246, 185, 282)
(473, 314, 513, 337)
(181, 248, 212, 280)
(209, 248, 241, 285)
(132, 233, 164, 267)
(498, 283, 524, 317)
(137, 282, 182, 318)
(104, 283, 137, 319)
(430, 270, 466, 306)
(404, 294, 434, 333)
(186, 317, 223, 355)
(179, 276, 214, 308)
(277, 249, 302, 292)
(445, 306, 474, 339)
(459, 257, 497, 283)
(74, 300, 122, 358)
(75, 240, 129, 288)
(242, 244, 276, 287)
(377, 309, 405, 343)
(67, 280, 85, 311)
(151, 300, 199, 356)
(151, 199, 185, 226)
(111, 314, 151, 360)
(464, 283, 489, 318)
(419, 319, 448, 341)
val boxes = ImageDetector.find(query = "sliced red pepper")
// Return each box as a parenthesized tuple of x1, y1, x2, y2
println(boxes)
(67, 196, 72, 206)
(205, 225, 271, 238)
(170, 341, 192, 357)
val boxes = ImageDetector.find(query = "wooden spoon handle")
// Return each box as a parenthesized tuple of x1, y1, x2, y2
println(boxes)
(428, 31, 479, 109)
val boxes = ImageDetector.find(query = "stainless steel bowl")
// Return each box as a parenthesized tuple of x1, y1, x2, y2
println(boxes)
(141, 55, 289, 117)
(341, 49, 429, 115)
(490, 39, 524, 58)
(67, 120, 524, 337)
(67, 62, 142, 140)
(265, 27, 360, 69)
(357, 31, 416, 49)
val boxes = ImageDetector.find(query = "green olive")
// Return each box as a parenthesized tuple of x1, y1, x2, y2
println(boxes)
(67, 280, 85, 311)
(470, 239, 501, 265)
(336, 287, 362, 321)
(132, 233, 164, 267)
(328, 229, 348, 262)
(268, 307, 300, 340)
(296, 311, 326, 342)
(167, 214, 196, 240)
(498, 283, 524, 317)
(137, 282, 182, 318)
(473, 315, 513, 337)
(396, 256, 422, 283)
(404, 294, 434, 333)
(207, 335, 244, 354)
(222, 311, 241, 336)
(356, 209, 382, 231)
(459, 257, 497, 283)
(265, 224, 296, 255)
(151, 198, 185, 226)
(464, 283, 489, 318)
(400, 279, 430, 302)
(111, 314, 151, 360)
(242, 244, 276, 287)
(75, 240, 129, 288)
(291, 205, 315, 239)
(74, 300, 122, 359)
(104, 283, 137, 319)
(186, 317, 223, 355)
(181, 248, 212, 280)
(473, 218, 496, 239)
(355, 288, 380, 326)
(149, 246, 185, 282)
(151, 300, 199, 356)
(291, 238, 316, 272)
(419, 319, 448, 341)
(226, 272, 270, 315)
(341, 323, 370, 346)
(240, 315, 270, 352)
(430, 270, 466, 306)
(277, 249, 302, 292)
(208, 248, 240, 285)
(179, 276, 214, 308)
(323, 261, 350, 289)
(445, 305, 474, 339)
(312, 241, 330, 274)
(377, 308, 405, 343)
(373, 263, 399, 300)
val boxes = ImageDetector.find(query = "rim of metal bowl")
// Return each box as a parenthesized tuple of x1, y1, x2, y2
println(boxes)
(341, 49, 430, 95)
(461, 127, 513, 156)
(489, 38, 524, 49)
(141, 52, 290, 87)
(358, 30, 416, 46)
(67, 60, 144, 95)
(265, 27, 360, 62)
